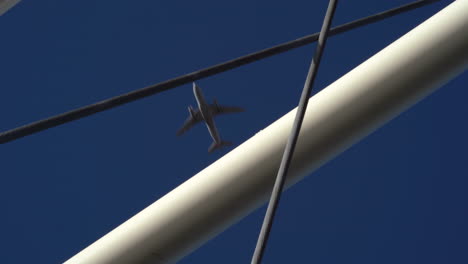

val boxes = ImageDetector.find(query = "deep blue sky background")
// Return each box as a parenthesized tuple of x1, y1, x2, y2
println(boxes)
(1, 0, 467, 263)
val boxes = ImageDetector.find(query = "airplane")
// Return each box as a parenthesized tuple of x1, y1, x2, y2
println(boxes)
(177, 83, 244, 152)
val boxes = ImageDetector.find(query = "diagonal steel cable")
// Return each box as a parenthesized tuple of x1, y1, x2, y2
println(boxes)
(251, 0, 338, 263)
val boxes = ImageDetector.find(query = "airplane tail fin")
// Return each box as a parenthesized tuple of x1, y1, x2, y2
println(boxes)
(208, 140, 232, 153)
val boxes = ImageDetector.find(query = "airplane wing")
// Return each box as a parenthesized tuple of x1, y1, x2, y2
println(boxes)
(177, 110, 203, 136)
(210, 104, 244, 116)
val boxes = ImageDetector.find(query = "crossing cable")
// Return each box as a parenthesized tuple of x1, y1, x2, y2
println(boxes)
(0, 0, 441, 144)
(250, 0, 338, 263)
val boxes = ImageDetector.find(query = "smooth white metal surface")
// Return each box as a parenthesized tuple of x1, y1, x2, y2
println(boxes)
(66, 1, 468, 263)
(0, 0, 20, 16)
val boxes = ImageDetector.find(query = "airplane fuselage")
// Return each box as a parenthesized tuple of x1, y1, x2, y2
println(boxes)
(177, 82, 242, 152)
(193, 84, 221, 144)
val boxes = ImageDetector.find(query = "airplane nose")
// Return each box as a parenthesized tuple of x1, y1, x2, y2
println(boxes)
(193, 83, 201, 97)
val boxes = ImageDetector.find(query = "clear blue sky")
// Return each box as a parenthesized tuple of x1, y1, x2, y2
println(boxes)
(1, 0, 466, 263)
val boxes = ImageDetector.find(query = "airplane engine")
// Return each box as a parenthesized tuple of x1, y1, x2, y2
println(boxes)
(188, 106, 196, 117)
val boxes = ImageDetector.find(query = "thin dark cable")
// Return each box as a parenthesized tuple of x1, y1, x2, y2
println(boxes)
(250, 0, 338, 263)
(0, 0, 441, 144)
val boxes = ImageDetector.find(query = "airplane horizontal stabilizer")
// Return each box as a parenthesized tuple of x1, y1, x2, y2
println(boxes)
(208, 141, 232, 153)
